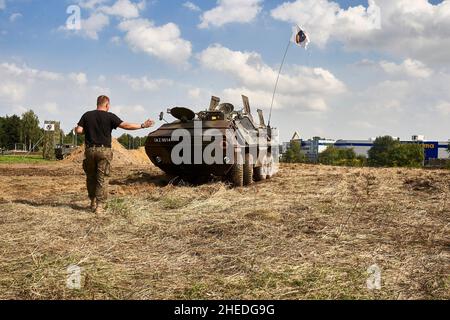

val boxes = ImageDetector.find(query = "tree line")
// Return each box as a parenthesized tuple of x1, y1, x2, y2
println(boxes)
(117, 134, 147, 150)
(0, 110, 148, 151)
(0, 111, 42, 151)
(282, 136, 429, 168)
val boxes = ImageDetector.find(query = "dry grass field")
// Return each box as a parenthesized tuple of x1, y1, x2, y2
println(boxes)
(0, 157, 449, 299)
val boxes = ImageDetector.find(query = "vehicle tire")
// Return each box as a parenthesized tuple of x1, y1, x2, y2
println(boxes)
(243, 153, 254, 186)
(229, 164, 244, 187)
(254, 167, 266, 181)
(254, 155, 267, 181)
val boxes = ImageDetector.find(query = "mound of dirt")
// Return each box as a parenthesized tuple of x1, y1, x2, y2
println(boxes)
(130, 147, 150, 164)
(63, 139, 150, 166)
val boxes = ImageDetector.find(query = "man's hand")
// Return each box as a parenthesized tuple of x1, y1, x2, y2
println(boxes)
(75, 126, 84, 135)
(141, 119, 155, 129)
(120, 119, 155, 131)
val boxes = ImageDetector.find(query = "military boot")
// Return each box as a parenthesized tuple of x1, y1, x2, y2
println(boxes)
(95, 202, 107, 217)
(90, 198, 98, 212)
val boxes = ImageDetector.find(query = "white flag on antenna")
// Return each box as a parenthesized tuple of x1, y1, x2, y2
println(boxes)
(291, 25, 310, 49)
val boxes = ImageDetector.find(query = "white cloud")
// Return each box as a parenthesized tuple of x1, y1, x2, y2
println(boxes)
(113, 104, 147, 119)
(0, 62, 63, 81)
(110, 36, 121, 44)
(10, 13, 23, 22)
(271, 0, 450, 64)
(100, 0, 146, 19)
(77, 0, 109, 10)
(81, 12, 110, 40)
(0, 82, 26, 102)
(271, 0, 380, 48)
(222, 87, 328, 112)
(188, 87, 201, 99)
(435, 101, 450, 115)
(43, 102, 60, 115)
(199, 0, 262, 29)
(0, 61, 123, 129)
(198, 44, 345, 111)
(348, 120, 376, 129)
(69, 72, 88, 86)
(0, 0, 5, 10)
(118, 18, 192, 65)
(379, 59, 433, 79)
(118, 75, 173, 91)
(183, 1, 200, 12)
(59, 11, 110, 40)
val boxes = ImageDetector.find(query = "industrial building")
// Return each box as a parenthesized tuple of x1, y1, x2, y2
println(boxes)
(283, 133, 450, 162)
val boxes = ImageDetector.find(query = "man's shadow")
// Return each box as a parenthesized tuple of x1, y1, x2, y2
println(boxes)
(11, 199, 88, 212)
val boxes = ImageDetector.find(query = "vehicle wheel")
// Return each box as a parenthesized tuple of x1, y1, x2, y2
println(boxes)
(229, 164, 244, 187)
(243, 153, 254, 186)
(254, 155, 267, 181)
(266, 154, 274, 179)
(254, 167, 266, 181)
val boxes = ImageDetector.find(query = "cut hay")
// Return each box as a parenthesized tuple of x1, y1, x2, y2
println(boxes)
(0, 163, 448, 299)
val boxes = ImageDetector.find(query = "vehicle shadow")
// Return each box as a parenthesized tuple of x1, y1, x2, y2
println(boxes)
(109, 171, 223, 187)
(109, 171, 170, 187)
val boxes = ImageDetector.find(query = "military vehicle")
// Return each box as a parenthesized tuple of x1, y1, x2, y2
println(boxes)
(145, 95, 279, 186)
(55, 144, 77, 160)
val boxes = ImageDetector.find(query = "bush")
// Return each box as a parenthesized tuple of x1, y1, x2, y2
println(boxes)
(318, 146, 365, 167)
(368, 136, 424, 167)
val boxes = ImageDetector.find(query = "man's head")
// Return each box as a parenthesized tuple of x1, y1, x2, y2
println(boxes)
(97, 95, 110, 111)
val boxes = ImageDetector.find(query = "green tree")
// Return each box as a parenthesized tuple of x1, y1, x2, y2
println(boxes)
(368, 136, 424, 167)
(318, 146, 365, 167)
(0, 115, 22, 149)
(21, 110, 41, 151)
(368, 136, 398, 167)
(282, 141, 307, 163)
(117, 134, 145, 149)
(64, 130, 84, 146)
(390, 143, 424, 167)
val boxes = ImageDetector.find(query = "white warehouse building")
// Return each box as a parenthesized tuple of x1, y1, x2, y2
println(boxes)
(334, 139, 450, 161)
(285, 133, 450, 162)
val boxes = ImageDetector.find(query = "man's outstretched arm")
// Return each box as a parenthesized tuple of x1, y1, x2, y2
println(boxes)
(119, 119, 155, 131)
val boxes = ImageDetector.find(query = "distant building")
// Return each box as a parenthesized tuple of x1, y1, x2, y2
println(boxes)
(301, 137, 336, 162)
(335, 137, 450, 161)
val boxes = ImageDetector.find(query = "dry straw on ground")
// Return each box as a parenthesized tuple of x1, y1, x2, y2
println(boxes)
(0, 160, 448, 300)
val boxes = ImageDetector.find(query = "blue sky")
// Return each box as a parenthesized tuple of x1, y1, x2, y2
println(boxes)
(0, 0, 449, 142)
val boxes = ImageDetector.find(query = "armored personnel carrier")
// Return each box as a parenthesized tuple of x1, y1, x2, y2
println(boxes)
(145, 95, 279, 186)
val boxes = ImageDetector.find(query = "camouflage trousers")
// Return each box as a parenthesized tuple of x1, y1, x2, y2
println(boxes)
(83, 147, 113, 204)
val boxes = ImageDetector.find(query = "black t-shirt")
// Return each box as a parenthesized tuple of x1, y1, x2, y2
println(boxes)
(78, 110, 123, 148)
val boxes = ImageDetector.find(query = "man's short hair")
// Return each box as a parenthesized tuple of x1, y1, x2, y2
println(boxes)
(97, 95, 110, 107)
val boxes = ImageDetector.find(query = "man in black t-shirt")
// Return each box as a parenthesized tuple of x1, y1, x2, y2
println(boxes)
(75, 95, 154, 215)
